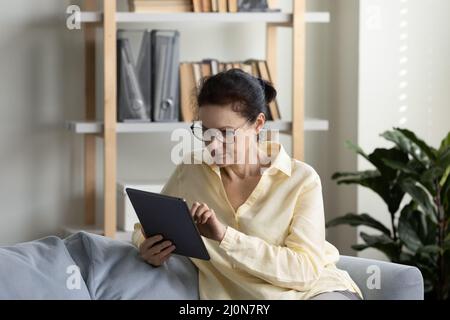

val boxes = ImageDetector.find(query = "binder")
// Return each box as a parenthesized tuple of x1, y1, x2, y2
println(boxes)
(136, 30, 152, 119)
(117, 36, 150, 122)
(202, 58, 220, 75)
(151, 30, 180, 122)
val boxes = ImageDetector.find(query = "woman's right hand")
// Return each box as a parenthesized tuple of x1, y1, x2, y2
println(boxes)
(139, 231, 176, 267)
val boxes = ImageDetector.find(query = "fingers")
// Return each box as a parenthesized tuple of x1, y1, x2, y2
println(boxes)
(200, 210, 213, 224)
(139, 234, 163, 253)
(146, 240, 173, 257)
(191, 202, 213, 224)
(138, 232, 177, 267)
(141, 240, 176, 264)
(158, 243, 176, 259)
(190, 202, 202, 219)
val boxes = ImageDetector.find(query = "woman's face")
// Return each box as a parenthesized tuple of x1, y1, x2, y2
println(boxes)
(198, 105, 265, 167)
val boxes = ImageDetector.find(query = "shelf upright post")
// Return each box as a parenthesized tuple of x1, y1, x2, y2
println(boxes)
(84, 0, 97, 226)
(292, 0, 305, 160)
(103, 0, 117, 238)
(266, 0, 278, 88)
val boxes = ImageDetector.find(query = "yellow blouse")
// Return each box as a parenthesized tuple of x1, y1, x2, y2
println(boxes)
(132, 141, 363, 300)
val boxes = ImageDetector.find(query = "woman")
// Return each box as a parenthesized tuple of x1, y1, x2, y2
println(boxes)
(132, 69, 363, 300)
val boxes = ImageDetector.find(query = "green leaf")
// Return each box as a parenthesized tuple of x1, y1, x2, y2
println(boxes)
(356, 232, 401, 261)
(381, 129, 434, 166)
(399, 178, 437, 222)
(399, 252, 415, 265)
(444, 230, 450, 251)
(439, 131, 450, 152)
(440, 165, 450, 188)
(442, 240, 450, 252)
(336, 172, 404, 215)
(332, 170, 380, 181)
(369, 148, 409, 180)
(398, 200, 437, 248)
(395, 128, 437, 160)
(441, 174, 450, 216)
(437, 147, 450, 168)
(345, 140, 370, 162)
(398, 206, 424, 253)
(417, 245, 441, 255)
(326, 213, 392, 236)
(382, 158, 417, 176)
(420, 167, 444, 195)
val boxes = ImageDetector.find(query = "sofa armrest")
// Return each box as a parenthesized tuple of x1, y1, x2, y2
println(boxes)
(337, 255, 424, 300)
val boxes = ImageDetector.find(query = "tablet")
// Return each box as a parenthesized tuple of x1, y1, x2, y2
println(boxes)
(125, 188, 210, 261)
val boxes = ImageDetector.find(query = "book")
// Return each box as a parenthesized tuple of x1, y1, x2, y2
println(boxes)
(192, 63, 203, 92)
(228, 0, 238, 12)
(218, 0, 228, 12)
(201, 59, 220, 76)
(192, 0, 203, 12)
(257, 60, 280, 120)
(239, 62, 253, 75)
(242, 59, 258, 77)
(179, 59, 281, 122)
(211, 0, 219, 12)
(179, 63, 198, 122)
(202, 0, 212, 12)
(201, 60, 212, 79)
(129, 0, 193, 12)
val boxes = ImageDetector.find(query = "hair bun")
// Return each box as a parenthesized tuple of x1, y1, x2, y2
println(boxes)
(257, 78, 277, 104)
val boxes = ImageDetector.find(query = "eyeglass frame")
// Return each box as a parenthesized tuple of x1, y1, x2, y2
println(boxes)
(190, 119, 254, 144)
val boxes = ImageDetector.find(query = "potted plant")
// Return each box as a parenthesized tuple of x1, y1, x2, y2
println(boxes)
(327, 128, 450, 300)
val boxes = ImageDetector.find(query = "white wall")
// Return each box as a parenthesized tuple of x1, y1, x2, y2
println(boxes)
(0, 0, 85, 244)
(357, 0, 450, 260)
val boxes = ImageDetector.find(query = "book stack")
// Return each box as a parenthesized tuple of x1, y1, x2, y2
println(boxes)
(192, 0, 279, 13)
(128, 0, 279, 13)
(129, 0, 193, 12)
(179, 59, 281, 122)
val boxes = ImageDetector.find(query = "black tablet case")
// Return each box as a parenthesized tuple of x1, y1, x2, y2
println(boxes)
(126, 188, 210, 260)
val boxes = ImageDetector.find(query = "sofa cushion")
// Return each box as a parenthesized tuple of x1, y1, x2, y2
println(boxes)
(64, 231, 199, 300)
(337, 255, 424, 300)
(0, 236, 91, 299)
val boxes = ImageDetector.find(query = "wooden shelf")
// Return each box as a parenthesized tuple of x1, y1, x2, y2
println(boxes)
(66, 119, 329, 134)
(79, 11, 330, 24)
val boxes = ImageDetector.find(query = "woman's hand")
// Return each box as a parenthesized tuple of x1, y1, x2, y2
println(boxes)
(139, 229, 176, 267)
(191, 202, 227, 242)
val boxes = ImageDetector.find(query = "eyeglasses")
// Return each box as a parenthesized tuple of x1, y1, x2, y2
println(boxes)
(190, 120, 252, 144)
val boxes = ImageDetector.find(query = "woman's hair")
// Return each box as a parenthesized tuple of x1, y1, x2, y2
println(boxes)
(196, 68, 277, 123)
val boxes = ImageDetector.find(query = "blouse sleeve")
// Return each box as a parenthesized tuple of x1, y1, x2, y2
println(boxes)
(218, 171, 327, 291)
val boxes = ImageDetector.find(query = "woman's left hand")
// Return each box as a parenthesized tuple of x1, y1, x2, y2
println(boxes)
(190, 202, 227, 242)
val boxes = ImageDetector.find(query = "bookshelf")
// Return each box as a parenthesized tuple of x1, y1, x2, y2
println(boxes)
(68, 0, 330, 238)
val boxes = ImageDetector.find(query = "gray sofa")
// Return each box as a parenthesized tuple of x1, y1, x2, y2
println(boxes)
(0, 232, 423, 300)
